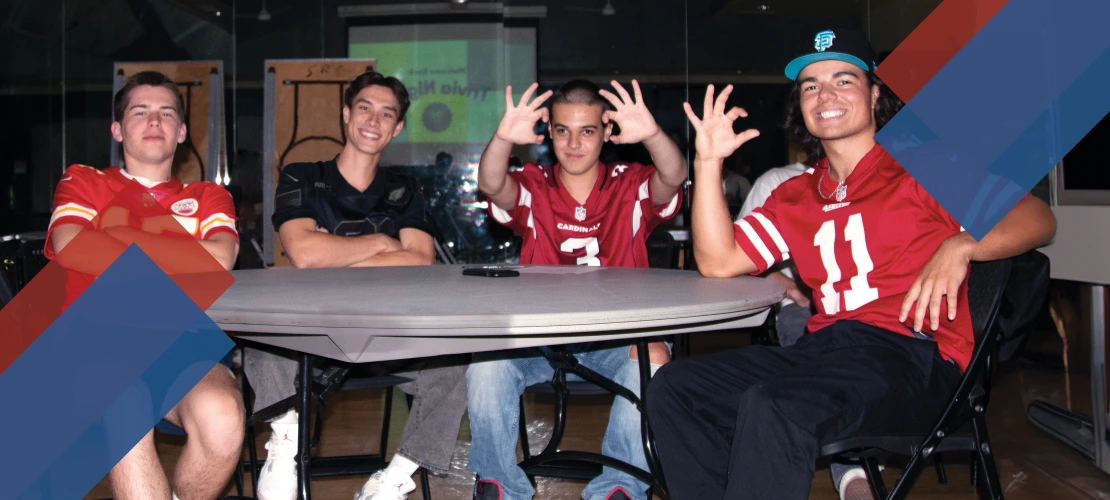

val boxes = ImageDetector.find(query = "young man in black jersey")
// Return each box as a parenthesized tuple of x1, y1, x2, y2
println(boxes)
(245, 71, 468, 500)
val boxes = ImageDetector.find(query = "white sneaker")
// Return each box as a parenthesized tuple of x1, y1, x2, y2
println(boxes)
(838, 466, 882, 500)
(353, 470, 416, 500)
(257, 419, 299, 500)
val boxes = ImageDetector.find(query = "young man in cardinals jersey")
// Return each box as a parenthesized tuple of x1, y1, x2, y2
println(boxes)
(468, 79, 686, 500)
(646, 28, 1057, 500)
(245, 71, 469, 500)
(45, 71, 244, 500)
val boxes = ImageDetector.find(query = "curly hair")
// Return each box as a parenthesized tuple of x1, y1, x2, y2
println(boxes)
(783, 71, 904, 161)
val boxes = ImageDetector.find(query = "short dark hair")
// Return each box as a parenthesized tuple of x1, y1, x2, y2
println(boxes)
(113, 71, 186, 122)
(344, 71, 411, 123)
(551, 79, 612, 113)
(783, 71, 903, 161)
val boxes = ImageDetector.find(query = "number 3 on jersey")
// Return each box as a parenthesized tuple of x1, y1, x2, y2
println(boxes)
(814, 213, 879, 314)
(561, 237, 601, 266)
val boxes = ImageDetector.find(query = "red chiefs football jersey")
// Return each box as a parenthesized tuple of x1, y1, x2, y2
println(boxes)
(489, 162, 680, 268)
(733, 145, 974, 371)
(46, 164, 239, 304)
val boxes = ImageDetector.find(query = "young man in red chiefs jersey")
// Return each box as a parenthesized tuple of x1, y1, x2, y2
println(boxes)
(467, 80, 686, 500)
(45, 71, 244, 500)
(646, 28, 1057, 500)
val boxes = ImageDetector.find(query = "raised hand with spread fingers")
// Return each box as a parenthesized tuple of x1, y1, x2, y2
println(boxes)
(479, 83, 553, 210)
(686, 84, 761, 278)
(601, 79, 687, 205)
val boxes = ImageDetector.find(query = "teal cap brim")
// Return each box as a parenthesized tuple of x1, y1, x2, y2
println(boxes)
(785, 53, 871, 80)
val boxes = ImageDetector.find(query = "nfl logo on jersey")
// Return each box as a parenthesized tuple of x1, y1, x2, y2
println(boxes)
(575, 206, 587, 222)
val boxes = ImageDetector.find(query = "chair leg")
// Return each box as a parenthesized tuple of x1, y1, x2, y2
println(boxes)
(518, 395, 538, 488)
(233, 452, 245, 497)
(419, 468, 432, 500)
(241, 357, 260, 497)
(972, 415, 1004, 500)
(970, 451, 979, 487)
(397, 391, 432, 500)
(381, 387, 394, 457)
(861, 456, 888, 500)
(542, 370, 569, 456)
(518, 397, 532, 460)
(933, 453, 948, 485)
(297, 354, 313, 500)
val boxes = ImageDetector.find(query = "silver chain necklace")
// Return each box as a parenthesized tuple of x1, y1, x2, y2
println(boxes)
(818, 168, 848, 202)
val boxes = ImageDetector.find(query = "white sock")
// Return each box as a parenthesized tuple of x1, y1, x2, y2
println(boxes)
(267, 409, 299, 443)
(269, 408, 298, 425)
(383, 454, 420, 482)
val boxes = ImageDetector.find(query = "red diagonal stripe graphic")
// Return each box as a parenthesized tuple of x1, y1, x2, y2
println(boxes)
(0, 178, 234, 376)
(877, 0, 1010, 103)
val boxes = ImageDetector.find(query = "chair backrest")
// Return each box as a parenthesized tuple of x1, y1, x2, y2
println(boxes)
(0, 233, 50, 305)
(919, 257, 1013, 439)
(966, 258, 1013, 346)
(996, 250, 1051, 361)
(646, 229, 678, 270)
(424, 209, 458, 265)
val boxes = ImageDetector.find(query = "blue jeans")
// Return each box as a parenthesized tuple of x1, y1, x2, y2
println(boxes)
(467, 342, 652, 500)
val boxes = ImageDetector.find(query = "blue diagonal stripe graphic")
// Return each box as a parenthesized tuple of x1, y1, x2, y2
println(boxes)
(0, 246, 233, 499)
(20, 316, 232, 500)
(877, 0, 1110, 238)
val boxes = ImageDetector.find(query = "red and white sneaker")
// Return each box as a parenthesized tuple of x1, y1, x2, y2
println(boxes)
(257, 411, 298, 500)
(354, 470, 416, 500)
(473, 478, 502, 500)
(604, 487, 633, 500)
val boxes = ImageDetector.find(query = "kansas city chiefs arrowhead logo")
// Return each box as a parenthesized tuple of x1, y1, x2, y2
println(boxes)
(171, 198, 199, 216)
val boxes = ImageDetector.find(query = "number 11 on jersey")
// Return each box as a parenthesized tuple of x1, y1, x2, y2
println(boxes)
(814, 213, 879, 314)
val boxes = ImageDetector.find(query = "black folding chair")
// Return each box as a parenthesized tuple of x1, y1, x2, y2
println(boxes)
(819, 253, 1048, 500)
(513, 228, 683, 493)
(240, 355, 433, 500)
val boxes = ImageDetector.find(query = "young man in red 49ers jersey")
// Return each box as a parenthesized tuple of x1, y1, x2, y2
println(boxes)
(46, 71, 244, 500)
(467, 80, 685, 500)
(646, 29, 1057, 500)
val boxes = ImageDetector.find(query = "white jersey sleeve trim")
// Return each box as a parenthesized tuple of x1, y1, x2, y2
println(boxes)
(199, 212, 237, 238)
(173, 215, 200, 236)
(497, 185, 538, 238)
(658, 191, 680, 218)
(751, 212, 789, 262)
(632, 180, 650, 237)
(489, 184, 536, 238)
(49, 202, 97, 228)
(489, 202, 514, 224)
(737, 219, 775, 269)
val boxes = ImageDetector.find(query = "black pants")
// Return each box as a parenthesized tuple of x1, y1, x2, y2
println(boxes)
(646, 320, 961, 500)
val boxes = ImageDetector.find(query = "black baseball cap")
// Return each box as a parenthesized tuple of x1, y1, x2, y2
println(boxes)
(785, 28, 878, 81)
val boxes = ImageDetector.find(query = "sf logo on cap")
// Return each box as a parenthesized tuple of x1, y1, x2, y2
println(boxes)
(814, 30, 836, 52)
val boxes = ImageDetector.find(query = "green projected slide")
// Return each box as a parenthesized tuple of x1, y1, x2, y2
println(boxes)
(349, 39, 534, 146)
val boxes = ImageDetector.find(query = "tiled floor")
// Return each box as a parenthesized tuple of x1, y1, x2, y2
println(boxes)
(83, 326, 1110, 499)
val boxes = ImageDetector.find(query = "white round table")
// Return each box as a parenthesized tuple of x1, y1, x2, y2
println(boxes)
(208, 264, 784, 499)
(208, 264, 785, 363)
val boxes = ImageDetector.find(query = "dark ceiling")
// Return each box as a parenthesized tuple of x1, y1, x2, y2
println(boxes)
(2, 0, 923, 89)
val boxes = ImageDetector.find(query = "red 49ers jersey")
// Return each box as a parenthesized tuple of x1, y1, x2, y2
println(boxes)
(489, 162, 680, 268)
(734, 145, 974, 371)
